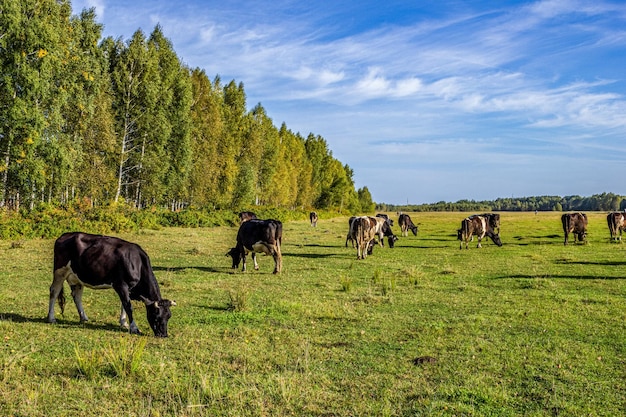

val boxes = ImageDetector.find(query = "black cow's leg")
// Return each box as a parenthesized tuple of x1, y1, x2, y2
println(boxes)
(71, 283, 89, 322)
(115, 284, 139, 334)
(252, 252, 259, 270)
(119, 304, 129, 329)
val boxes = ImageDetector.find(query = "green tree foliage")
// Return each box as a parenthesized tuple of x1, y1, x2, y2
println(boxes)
(0, 3, 367, 213)
(382, 193, 626, 213)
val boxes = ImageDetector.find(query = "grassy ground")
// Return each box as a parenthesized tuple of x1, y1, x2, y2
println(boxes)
(1, 211, 625, 416)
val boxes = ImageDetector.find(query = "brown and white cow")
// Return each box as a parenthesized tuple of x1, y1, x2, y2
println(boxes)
(47, 232, 176, 337)
(458, 215, 503, 249)
(562, 212, 588, 245)
(353, 216, 379, 260)
(398, 213, 418, 237)
(607, 211, 626, 242)
(309, 211, 318, 227)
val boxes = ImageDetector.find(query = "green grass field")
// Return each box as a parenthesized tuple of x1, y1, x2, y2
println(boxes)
(1, 211, 626, 416)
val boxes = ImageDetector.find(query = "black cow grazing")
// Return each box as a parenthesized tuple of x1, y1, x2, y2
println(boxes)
(607, 211, 626, 242)
(227, 219, 283, 273)
(458, 215, 503, 249)
(562, 212, 588, 245)
(398, 213, 418, 237)
(238, 211, 257, 224)
(47, 232, 176, 337)
(310, 211, 319, 227)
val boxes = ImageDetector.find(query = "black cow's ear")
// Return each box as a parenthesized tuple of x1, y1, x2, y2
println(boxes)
(140, 296, 156, 306)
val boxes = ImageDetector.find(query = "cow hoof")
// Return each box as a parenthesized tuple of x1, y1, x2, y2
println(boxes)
(47, 317, 56, 324)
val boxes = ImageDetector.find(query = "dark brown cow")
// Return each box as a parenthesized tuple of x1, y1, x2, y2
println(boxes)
(310, 211, 318, 227)
(238, 211, 257, 224)
(227, 219, 283, 273)
(47, 232, 176, 337)
(458, 215, 503, 249)
(607, 211, 626, 242)
(346, 216, 358, 248)
(398, 213, 418, 237)
(562, 212, 588, 245)
(376, 213, 394, 226)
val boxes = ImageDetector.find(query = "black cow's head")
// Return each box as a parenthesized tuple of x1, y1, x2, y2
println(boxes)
(145, 299, 175, 337)
(226, 247, 241, 268)
(490, 233, 503, 247)
(387, 234, 399, 248)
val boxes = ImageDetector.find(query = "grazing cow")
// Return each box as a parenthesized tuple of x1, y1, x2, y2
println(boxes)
(238, 211, 257, 224)
(562, 212, 588, 245)
(47, 232, 176, 337)
(349, 216, 398, 258)
(607, 211, 626, 242)
(310, 211, 318, 227)
(458, 215, 503, 249)
(398, 213, 418, 237)
(346, 216, 358, 248)
(227, 219, 283, 273)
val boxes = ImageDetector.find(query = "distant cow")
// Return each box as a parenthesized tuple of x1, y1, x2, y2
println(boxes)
(238, 211, 257, 224)
(562, 212, 588, 245)
(47, 232, 176, 337)
(458, 215, 503, 249)
(310, 211, 318, 227)
(227, 219, 283, 273)
(607, 211, 626, 242)
(398, 213, 418, 237)
(376, 213, 394, 226)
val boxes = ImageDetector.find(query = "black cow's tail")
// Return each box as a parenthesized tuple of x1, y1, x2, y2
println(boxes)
(58, 286, 66, 315)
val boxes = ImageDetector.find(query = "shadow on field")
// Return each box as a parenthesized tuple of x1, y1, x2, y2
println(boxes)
(283, 252, 336, 259)
(0, 312, 48, 324)
(502, 274, 625, 280)
(153, 265, 224, 273)
(0, 312, 127, 332)
(555, 260, 626, 266)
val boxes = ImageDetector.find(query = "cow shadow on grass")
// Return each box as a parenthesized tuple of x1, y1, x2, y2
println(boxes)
(500, 274, 625, 280)
(153, 265, 224, 273)
(283, 252, 336, 259)
(0, 313, 127, 333)
(555, 259, 626, 266)
(0, 312, 48, 324)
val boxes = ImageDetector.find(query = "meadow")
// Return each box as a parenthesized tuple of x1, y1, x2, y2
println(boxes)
(1, 211, 625, 416)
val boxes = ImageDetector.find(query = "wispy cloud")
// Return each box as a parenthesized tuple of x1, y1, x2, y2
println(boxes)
(70, 0, 626, 203)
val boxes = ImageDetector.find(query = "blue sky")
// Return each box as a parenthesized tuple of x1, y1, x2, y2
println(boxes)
(71, 0, 626, 204)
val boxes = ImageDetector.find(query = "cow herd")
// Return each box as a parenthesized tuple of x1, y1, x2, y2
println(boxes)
(46, 210, 626, 337)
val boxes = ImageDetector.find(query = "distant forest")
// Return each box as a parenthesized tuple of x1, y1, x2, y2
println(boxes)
(377, 193, 626, 213)
(0, 2, 374, 213)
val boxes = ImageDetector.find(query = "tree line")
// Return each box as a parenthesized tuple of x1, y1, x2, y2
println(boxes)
(378, 193, 626, 213)
(0, 1, 375, 213)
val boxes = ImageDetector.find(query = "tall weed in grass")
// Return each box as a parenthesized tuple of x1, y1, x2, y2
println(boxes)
(104, 337, 147, 378)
